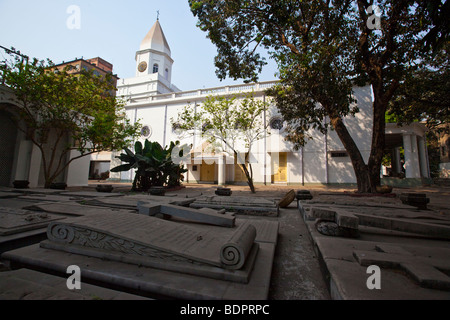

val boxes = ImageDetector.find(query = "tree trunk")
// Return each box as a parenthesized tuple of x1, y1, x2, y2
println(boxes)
(44, 180, 53, 189)
(241, 163, 256, 193)
(330, 115, 373, 193)
(367, 92, 388, 192)
(234, 151, 256, 193)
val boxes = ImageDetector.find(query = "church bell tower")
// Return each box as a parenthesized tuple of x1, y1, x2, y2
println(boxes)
(135, 19, 173, 84)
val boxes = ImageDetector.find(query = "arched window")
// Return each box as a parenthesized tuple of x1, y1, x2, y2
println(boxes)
(153, 64, 159, 73)
(165, 68, 169, 78)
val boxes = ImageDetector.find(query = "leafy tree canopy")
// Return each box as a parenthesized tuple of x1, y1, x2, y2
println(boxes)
(189, 0, 448, 192)
(0, 53, 141, 187)
(173, 92, 269, 192)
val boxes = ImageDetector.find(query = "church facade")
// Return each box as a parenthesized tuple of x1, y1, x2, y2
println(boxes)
(109, 20, 431, 187)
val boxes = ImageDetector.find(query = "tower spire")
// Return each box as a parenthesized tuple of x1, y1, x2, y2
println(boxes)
(139, 19, 171, 55)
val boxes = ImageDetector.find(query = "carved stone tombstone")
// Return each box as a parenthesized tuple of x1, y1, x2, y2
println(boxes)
(41, 211, 259, 283)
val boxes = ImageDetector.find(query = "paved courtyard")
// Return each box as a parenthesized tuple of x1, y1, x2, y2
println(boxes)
(0, 181, 449, 300)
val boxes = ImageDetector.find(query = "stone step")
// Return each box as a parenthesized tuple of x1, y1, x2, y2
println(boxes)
(0, 269, 149, 300)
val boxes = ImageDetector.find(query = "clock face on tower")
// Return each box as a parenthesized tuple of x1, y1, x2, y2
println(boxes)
(138, 61, 147, 72)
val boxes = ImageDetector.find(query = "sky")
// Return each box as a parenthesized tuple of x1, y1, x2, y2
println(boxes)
(0, 0, 279, 91)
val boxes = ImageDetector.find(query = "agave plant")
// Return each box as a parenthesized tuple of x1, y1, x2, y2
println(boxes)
(111, 139, 189, 191)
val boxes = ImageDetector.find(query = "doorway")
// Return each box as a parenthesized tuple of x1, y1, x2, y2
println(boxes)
(272, 152, 287, 183)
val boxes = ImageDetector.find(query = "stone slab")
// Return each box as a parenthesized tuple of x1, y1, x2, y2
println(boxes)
(198, 207, 227, 215)
(23, 202, 137, 217)
(304, 197, 417, 210)
(303, 216, 450, 299)
(18, 194, 85, 202)
(60, 191, 124, 198)
(138, 203, 236, 227)
(129, 194, 198, 205)
(354, 213, 450, 240)
(0, 187, 15, 192)
(305, 204, 450, 240)
(41, 211, 260, 282)
(195, 196, 278, 208)
(0, 215, 278, 299)
(309, 207, 359, 230)
(0, 192, 23, 199)
(353, 248, 450, 290)
(0, 227, 48, 255)
(185, 218, 279, 246)
(191, 196, 279, 216)
(84, 195, 196, 210)
(246, 219, 279, 244)
(2, 240, 276, 300)
(303, 202, 450, 224)
(0, 207, 65, 236)
(278, 189, 295, 208)
(0, 268, 149, 300)
(15, 188, 69, 195)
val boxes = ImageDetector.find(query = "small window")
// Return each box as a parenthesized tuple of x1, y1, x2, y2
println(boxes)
(141, 125, 152, 138)
(165, 68, 169, 78)
(330, 151, 348, 158)
(153, 64, 159, 73)
(192, 165, 198, 171)
(270, 117, 284, 130)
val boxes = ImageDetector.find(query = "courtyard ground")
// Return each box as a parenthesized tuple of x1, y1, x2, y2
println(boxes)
(88, 181, 450, 299)
(1, 180, 449, 300)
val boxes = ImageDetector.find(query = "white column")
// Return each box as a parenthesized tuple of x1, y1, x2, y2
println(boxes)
(403, 134, 412, 178)
(218, 154, 226, 186)
(417, 136, 430, 178)
(28, 143, 42, 188)
(403, 134, 420, 178)
(410, 134, 421, 178)
(324, 120, 329, 184)
(14, 140, 33, 181)
(393, 147, 402, 175)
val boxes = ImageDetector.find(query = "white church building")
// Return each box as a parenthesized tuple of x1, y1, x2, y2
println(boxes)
(108, 20, 431, 188)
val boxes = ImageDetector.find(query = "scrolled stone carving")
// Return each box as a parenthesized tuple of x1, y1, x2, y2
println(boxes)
(47, 223, 75, 243)
(70, 227, 196, 265)
(221, 245, 241, 267)
(220, 223, 256, 270)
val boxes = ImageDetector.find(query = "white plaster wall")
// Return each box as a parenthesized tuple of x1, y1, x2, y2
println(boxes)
(116, 83, 378, 185)
(135, 105, 167, 145)
(91, 151, 112, 162)
(287, 152, 302, 184)
(303, 151, 327, 183)
(328, 155, 356, 183)
(249, 151, 265, 184)
(135, 51, 151, 77)
(66, 150, 90, 186)
(14, 139, 33, 181)
(186, 164, 200, 183)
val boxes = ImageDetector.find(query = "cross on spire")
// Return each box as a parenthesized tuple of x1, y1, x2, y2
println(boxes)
(157, 10, 160, 21)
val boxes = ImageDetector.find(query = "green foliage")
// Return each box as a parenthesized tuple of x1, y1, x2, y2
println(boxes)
(174, 92, 269, 152)
(189, 0, 448, 192)
(0, 52, 141, 187)
(111, 139, 189, 191)
(387, 42, 450, 129)
(172, 92, 269, 193)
